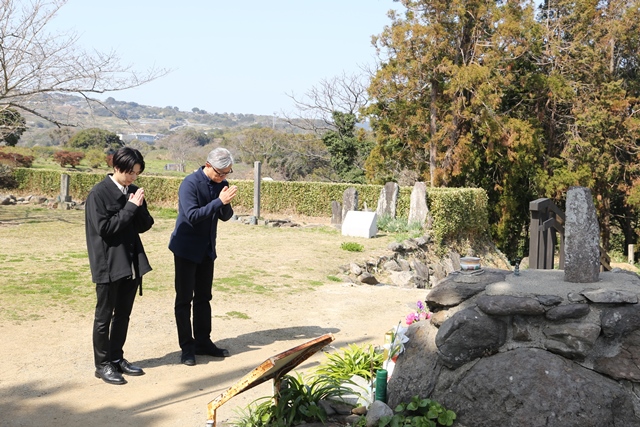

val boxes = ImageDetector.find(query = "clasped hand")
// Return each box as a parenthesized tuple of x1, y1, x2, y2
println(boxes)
(220, 185, 238, 205)
(128, 188, 145, 207)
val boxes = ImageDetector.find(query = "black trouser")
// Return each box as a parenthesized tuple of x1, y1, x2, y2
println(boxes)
(174, 255, 214, 353)
(93, 277, 138, 368)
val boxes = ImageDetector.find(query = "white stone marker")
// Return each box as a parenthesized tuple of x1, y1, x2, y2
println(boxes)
(342, 211, 378, 238)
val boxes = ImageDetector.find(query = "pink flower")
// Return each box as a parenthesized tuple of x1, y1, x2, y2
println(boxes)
(405, 312, 419, 325)
(405, 300, 431, 325)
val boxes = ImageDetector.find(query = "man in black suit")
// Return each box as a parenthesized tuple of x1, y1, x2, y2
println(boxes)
(169, 147, 238, 366)
(85, 147, 154, 385)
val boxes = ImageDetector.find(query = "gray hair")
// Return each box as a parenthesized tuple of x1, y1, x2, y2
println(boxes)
(207, 147, 234, 169)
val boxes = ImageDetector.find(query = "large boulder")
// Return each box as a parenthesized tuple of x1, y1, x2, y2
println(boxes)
(387, 269, 640, 426)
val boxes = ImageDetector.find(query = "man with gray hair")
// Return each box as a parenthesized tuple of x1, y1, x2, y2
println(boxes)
(168, 147, 238, 366)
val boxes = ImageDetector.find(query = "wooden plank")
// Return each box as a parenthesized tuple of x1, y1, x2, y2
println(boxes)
(206, 333, 335, 425)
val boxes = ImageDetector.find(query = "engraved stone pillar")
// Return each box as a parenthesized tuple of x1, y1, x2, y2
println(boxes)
(342, 187, 358, 222)
(376, 182, 399, 219)
(564, 187, 600, 283)
(60, 173, 71, 202)
(331, 201, 342, 226)
(408, 182, 428, 225)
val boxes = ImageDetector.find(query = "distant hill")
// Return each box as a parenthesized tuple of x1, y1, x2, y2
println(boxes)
(18, 93, 292, 146)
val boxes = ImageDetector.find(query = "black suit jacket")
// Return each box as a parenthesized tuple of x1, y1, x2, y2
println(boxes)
(85, 175, 154, 284)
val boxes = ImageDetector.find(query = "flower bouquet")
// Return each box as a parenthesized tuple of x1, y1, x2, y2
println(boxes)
(405, 300, 431, 326)
(383, 322, 409, 377)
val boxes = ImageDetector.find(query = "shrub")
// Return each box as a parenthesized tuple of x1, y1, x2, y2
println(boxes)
(0, 164, 18, 188)
(0, 150, 34, 167)
(30, 146, 57, 161)
(53, 150, 84, 168)
(341, 241, 364, 252)
(315, 343, 384, 382)
(232, 373, 352, 427)
(85, 149, 107, 168)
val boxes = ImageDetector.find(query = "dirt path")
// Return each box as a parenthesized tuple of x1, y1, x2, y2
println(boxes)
(0, 208, 428, 427)
(0, 283, 426, 427)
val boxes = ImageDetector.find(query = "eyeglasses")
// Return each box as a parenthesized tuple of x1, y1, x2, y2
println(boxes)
(209, 164, 233, 177)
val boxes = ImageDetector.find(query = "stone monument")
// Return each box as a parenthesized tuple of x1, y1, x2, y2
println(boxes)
(376, 182, 399, 219)
(564, 186, 600, 283)
(408, 182, 428, 225)
(342, 187, 358, 222)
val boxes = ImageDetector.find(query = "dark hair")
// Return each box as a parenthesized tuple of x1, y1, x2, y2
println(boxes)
(112, 147, 145, 173)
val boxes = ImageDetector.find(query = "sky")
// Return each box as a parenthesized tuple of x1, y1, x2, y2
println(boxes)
(49, 0, 402, 116)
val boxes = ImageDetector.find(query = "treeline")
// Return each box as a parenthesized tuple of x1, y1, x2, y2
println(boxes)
(3, 0, 639, 262)
(361, 0, 640, 260)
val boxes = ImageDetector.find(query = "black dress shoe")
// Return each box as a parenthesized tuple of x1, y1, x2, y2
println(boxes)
(181, 352, 196, 366)
(95, 363, 127, 385)
(195, 341, 230, 357)
(116, 359, 145, 376)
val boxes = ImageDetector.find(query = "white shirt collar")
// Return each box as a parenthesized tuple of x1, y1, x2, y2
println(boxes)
(109, 175, 127, 195)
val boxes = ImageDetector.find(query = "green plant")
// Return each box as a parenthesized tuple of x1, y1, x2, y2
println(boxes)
(232, 373, 353, 427)
(315, 343, 384, 381)
(377, 214, 425, 239)
(0, 164, 18, 188)
(352, 416, 368, 427)
(225, 311, 250, 319)
(341, 241, 364, 252)
(378, 395, 457, 427)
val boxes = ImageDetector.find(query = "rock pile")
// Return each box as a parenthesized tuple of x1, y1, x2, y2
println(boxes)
(0, 193, 81, 210)
(337, 234, 510, 289)
(231, 214, 302, 228)
(387, 268, 640, 427)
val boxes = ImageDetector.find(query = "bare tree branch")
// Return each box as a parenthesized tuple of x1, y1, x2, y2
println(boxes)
(0, 0, 171, 131)
(282, 71, 371, 135)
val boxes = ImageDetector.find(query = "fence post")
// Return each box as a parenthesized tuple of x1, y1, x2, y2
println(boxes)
(253, 161, 261, 219)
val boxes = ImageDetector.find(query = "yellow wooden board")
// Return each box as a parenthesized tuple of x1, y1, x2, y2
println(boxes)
(206, 333, 335, 425)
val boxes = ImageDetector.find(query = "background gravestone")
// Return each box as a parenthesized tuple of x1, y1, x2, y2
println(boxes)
(408, 182, 428, 225)
(60, 174, 71, 202)
(331, 201, 342, 227)
(376, 182, 399, 219)
(342, 187, 358, 222)
(564, 186, 600, 283)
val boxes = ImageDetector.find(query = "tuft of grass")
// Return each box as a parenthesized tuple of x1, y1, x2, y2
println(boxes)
(225, 311, 250, 319)
(214, 273, 271, 294)
(148, 206, 178, 219)
(64, 252, 88, 259)
(341, 241, 364, 252)
(326, 275, 341, 282)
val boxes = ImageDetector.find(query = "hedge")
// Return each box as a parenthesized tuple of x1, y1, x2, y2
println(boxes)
(6, 168, 489, 245)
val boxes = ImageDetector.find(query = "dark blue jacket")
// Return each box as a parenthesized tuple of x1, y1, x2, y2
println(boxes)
(168, 167, 234, 263)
